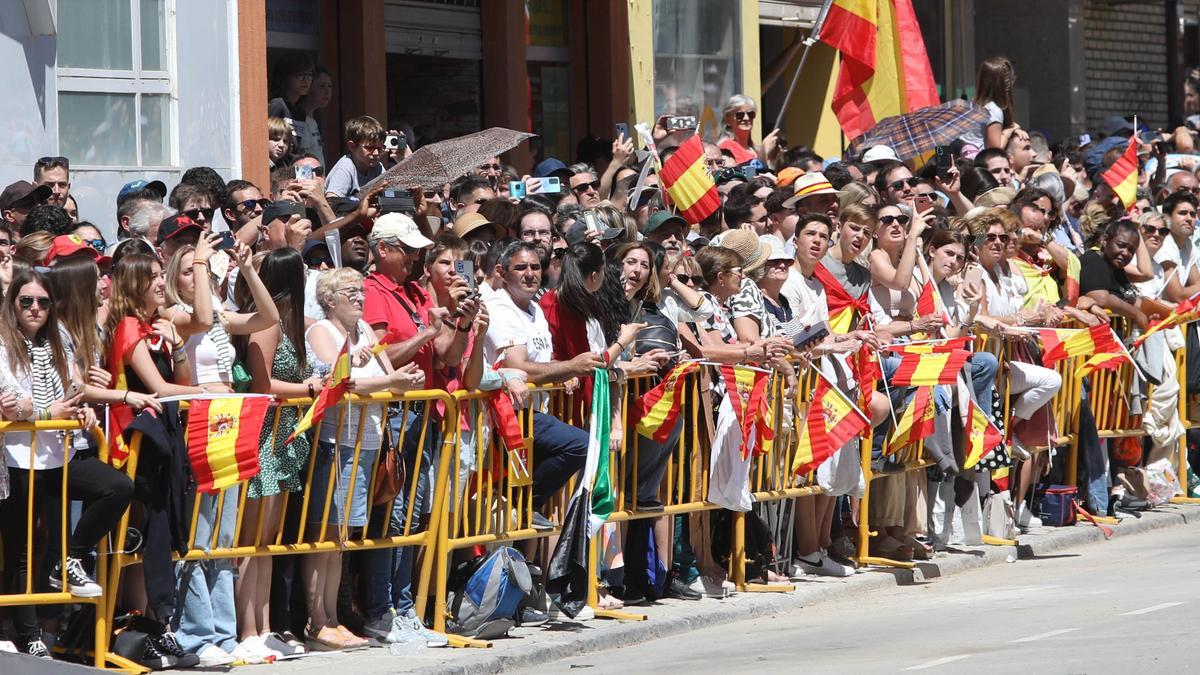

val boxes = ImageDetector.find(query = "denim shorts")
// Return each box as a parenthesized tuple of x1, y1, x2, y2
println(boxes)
(307, 440, 380, 529)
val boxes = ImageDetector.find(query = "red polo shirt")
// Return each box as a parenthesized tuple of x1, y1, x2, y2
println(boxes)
(363, 271, 436, 384)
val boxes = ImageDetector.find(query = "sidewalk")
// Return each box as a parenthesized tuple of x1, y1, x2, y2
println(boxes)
(222, 503, 1200, 675)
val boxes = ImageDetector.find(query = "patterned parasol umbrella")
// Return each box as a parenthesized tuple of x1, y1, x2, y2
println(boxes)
(847, 99, 987, 161)
(363, 127, 536, 191)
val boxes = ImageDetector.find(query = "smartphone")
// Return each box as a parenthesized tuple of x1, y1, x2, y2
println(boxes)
(377, 189, 416, 215)
(1078, 133, 1092, 146)
(667, 116, 697, 130)
(744, 165, 757, 178)
(65, 382, 83, 400)
(532, 176, 561, 194)
(384, 133, 402, 151)
(933, 145, 953, 179)
(294, 164, 314, 180)
(615, 122, 629, 139)
(454, 259, 477, 292)
(793, 321, 830, 351)
(509, 180, 527, 199)
(215, 230, 236, 251)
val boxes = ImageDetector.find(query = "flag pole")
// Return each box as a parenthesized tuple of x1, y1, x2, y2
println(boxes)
(772, 0, 835, 132)
(862, 313, 900, 429)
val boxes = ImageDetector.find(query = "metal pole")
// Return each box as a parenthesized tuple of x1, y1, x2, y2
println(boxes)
(771, 0, 835, 132)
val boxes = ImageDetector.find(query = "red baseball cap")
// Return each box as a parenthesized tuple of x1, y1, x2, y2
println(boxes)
(45, 235, 111, 266)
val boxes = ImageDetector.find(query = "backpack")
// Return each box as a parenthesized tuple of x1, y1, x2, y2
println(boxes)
(446, 547, 532, 640)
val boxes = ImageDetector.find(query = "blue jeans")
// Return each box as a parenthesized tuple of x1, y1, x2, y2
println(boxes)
(172, 487, 239, 654)
(364, 407, 439, 620)
(531, 412, 589, 508)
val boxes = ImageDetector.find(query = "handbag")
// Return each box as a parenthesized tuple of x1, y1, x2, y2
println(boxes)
(232, 362, 252, 394)
(983, 490, 1019, 539)
(372, 420, 406, 505)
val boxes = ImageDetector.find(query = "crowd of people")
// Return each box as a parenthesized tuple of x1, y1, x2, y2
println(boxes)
(0, 53, 1195, 668)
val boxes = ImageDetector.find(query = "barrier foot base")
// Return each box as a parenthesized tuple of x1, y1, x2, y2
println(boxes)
(856, 555, 916, 570)
(981, 534, 1018, 546)
(446, 633, 492, 648)
(1171, 496, 1200, 504)
(104, 651, 150, 673)
(594, 608, 647, 621)
(740, 582, 794, 593)
(1086, 514, 1119, 525)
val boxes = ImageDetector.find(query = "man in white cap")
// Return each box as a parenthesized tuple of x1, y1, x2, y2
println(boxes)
(861, 144, 900, 165)
(783, 172, 840, 225)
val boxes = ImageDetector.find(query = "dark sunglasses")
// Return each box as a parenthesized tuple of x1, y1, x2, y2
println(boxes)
(1142, 225, 1170, 237)
(18, 295, 52, 310)
(237, 198, 270, 212)
(984, 232, 1011, 243)
(82, 238, 105, 252)
(879, 214, 911, 226)
(552, 247, 568, 259)
(888, 177, 921, 191)
(734, 111, 756, 121)
(183, 207, 216, 221)
(675, 273, 704, 286)
(36, 156, 69, 170)
(571, 180, 600, 194)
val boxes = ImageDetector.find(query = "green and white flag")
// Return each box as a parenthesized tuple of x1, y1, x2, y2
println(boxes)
(583, 368, 612, 536)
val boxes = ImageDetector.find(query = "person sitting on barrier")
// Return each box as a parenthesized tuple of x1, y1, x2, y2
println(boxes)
(483, 240, 605, 523)
(0, 267, 133, 660)
(1079, 219, 1150, 331)
(304, 267, 425, 651)
(232, 247, 324, 661)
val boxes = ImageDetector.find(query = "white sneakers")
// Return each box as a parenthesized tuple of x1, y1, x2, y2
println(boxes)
(196, 644, 236, 667)
(1016, 503, 1042, 530)
(229, 635, 280, 664)
(793, 550, 855, 578)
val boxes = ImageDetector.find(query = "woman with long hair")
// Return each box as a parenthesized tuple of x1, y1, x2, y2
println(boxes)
(962, 56, 1018, 151)
(0, 268, 132, 659)
(303, 267, 423, 650)
(232, 247, 323, 661)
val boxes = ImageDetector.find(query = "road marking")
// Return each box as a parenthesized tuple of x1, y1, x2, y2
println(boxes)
(1122, 602, 1184, 616)
(901, 655, 973, 671)
(1010, 628, 1079, 643)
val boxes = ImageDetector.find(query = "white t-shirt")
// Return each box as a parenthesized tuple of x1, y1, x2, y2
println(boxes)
(780, 267, 829, 327)
(0, 344, 77, 470)
(959, 101, 1004, 149)
(483, 289, 554, 367)
(1155, 235, 1198, 286)
(306, 320, 386, 449)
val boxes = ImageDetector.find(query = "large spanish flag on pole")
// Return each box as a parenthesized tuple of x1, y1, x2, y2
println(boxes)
(820, 0, 940, 140)
(106, 317, 152, 468)
(660, 135, 720, 224)
(187, 396, 272, 493)
(1101, 132, 1139, 210)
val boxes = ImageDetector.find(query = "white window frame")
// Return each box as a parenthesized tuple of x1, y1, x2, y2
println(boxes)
(56, 0, 178, 171)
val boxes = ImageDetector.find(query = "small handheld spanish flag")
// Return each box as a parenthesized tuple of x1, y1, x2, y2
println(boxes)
(1101, 130, 1139, 211)
(187, 396, 271, 493)
(286, 336, 352, 445)
(660, 135, 720, 224)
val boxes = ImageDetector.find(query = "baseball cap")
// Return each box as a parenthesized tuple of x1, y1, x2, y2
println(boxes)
(533, 158, 573, 179)
(44, 235, 111, 266)
(156, 214, 204, 245)
(0, 181, 51, 211)
(1100, 115, 1135, 138)
(565, 218, 624, 246)
(452, 212, 504, 240)
(760, 234, 791, 262)
(117, 179, 167, 203)
(776, 167, 805, 188)
(370, 212, 434, 249)
(862, 145, 900, 164)
(644, 210, 687, 236)
(782, 172, 838, 208)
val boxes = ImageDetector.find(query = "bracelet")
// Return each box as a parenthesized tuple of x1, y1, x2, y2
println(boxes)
(122, 391, 129, 405)
(193, 260, 210, 271)
(172, 339, 185, 350)
(455, 322, 471, 333)
(307, 383, 316, 399)
(38, 408, 49, 422)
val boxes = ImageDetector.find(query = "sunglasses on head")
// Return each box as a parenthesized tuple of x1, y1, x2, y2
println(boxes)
(183, 207, 215, 221)
(36, 156, 69, 170)
(1142, 224, 1170, 237)
(18, 295, 51, 310)
(733, 111, 756, 121)
(675, 273, 704, 286)
(879, 214, 911, 226)
(888, 177, 921, 191)
(572, 180, 600, 194)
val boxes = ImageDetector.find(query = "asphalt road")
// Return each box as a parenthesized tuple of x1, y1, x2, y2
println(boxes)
(517, 523, 1200, 675)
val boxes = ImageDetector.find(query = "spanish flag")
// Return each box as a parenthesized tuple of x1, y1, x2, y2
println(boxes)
(1009, 257, 1061, 309)
(886, 336, 972, 355)
(819, 0, 940, 140)
(286, 336, 351, 445)
(1077, 351, 1129, 377)
(659, 135, 720, 224)
(794, 375, 868, 475)
(720, 365, 774, 459)
(1101, 132, 1139, 210)
(106, 317, 152, 468)
(887, 385, 935, 453)
(890, 349, 971, 386)
(1040, 324, 1122, 367)
(1133, 293, 1200, 348)
(636, 362, 700, 442)
(812, 263, 870, 334)
(1064, 251, 1081, 305)
(963, 398, 1002, 469)
(187, 396, 271, 493)
(851, 342, 881, 414)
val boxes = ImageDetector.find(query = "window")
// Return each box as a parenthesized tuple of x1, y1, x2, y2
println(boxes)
(57, 0, 174, 168)
(653, 0, 741, 142)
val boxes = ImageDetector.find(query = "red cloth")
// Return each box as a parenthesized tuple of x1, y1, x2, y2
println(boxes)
(538, 290, 589, 361)
(718, 138, 758, 166)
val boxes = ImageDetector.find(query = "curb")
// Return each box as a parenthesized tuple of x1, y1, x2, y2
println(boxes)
(398, 503, 1199, 675)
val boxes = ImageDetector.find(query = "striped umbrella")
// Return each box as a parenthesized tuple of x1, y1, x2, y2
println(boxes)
(847, 99, 987, 161)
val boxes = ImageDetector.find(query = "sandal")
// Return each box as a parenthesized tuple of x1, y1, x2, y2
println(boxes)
(305, 625, 351, 652)
(904, 535, 933, 561)
(597, 591, 624, 610)
(870, 536, 914, 562)
(335, 625, 369, 650)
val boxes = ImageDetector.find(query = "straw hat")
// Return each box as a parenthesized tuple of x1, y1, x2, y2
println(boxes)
(718, 229, 769, 273)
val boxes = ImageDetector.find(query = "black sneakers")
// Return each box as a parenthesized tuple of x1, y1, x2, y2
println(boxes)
(48, 556, 102, 598)
(151, 631, 199, 669)
(26, 638, 50, 659)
